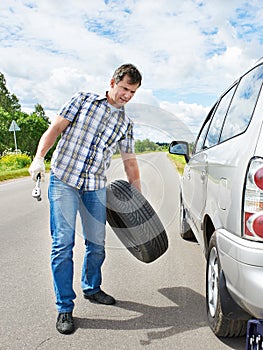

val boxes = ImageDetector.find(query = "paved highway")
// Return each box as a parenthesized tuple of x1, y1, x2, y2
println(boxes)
(0, 153, 246, 349)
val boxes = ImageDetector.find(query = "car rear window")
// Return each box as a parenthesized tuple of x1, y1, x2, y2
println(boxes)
(220, 64, 263, 142)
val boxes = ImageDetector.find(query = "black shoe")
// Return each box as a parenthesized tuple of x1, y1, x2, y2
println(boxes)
(56, 312, 75, 334)
(84, 290, 116, 305)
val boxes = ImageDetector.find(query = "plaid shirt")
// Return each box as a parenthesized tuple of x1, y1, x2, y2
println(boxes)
(51, 91, 134, 190)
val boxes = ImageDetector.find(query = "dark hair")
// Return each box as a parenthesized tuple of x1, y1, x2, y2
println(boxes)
(112, 64, 142, 87)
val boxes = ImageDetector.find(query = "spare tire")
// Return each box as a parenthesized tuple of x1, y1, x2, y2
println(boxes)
(106, 179, 168, 263)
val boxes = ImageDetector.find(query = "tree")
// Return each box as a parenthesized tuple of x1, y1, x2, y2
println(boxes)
(135, 139, 158, 153)
(15, 112, 49, 156)
(0, 72, 50, 157)
(0, 107, 13, 152)
(0, 73, 21, 113)
(135, 140, 143, 153)
(34, 103, 49, 122)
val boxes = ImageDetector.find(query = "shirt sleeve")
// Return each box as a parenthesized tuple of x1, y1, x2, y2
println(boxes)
(58, 92, 87, 122)
(118, 122, 135, 153)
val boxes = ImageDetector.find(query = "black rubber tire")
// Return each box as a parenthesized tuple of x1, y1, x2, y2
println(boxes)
(206, 234, 247, 337)
(106, 179, 168, 263)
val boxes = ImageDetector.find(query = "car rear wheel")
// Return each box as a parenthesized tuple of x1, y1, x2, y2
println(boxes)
(206, 234, 247, 337)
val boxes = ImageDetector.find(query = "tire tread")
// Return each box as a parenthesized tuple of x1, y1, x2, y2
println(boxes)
(106, 180, 168, 263)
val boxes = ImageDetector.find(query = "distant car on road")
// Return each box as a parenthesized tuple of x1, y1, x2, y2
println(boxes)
(169, 59, 263, 337)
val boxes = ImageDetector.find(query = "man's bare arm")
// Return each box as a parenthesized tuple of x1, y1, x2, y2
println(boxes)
(121, 151, 141, 192)
(36, 115, 70, 157)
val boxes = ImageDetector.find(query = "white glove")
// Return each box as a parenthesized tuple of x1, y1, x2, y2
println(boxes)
(29, 155, 45, 181)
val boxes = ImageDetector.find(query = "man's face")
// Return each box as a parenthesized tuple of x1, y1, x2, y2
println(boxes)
(108, 74, 140, 108)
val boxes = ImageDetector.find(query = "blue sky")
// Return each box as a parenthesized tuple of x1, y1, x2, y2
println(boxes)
(0, 0, 263, 141)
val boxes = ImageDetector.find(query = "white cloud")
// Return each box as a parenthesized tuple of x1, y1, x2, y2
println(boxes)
(126, 103, 195, 143)
(0, 0, 263, 140)
(160, 100, 210, 136)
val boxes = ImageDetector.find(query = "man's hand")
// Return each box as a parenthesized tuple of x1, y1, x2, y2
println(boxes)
(27, 115, 70, 182)
(29, 155, 45, 181)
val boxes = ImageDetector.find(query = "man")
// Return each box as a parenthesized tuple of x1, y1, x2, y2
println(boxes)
(29, 64, 142, 334)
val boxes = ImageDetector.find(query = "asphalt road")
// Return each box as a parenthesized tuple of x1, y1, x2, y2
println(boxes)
(0, 153, 246, 350)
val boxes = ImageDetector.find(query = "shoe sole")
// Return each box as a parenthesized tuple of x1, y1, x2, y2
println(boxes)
(83, 294, 116, 305)
(56, 328, 75, 334)
(56, 325, 75, 335)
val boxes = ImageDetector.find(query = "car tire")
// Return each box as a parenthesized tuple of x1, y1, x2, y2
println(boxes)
(180, 198, 196, 240)
(106, 179, 168, 263)
(206, 234, 247, 337)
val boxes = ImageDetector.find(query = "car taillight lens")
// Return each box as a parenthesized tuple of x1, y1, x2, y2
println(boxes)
(243, 158, 263, 241)
(254, 167, 263, 190)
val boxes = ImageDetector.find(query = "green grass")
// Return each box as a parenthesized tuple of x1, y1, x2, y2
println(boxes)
(0, 168, 31, 181)
(0, 163, 51, 182)
(167, 153, 186, 175)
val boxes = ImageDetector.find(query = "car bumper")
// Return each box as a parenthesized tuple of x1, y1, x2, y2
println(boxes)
(216, 228, 263, 318)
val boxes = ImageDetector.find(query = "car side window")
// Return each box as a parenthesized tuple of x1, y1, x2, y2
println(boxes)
(220, 64, 263, 142)
(193, 106, 215, 154)
(204, 84, 237, 149)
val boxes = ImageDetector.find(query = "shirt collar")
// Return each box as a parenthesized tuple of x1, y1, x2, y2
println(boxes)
(96, 91, 125, 112)
(96, 92, 107, 101)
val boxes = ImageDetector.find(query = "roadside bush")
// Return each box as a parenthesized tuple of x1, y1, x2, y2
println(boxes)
(0, 151, 31, 170)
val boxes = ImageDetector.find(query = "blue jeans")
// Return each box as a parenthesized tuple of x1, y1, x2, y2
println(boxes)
(48, 172, 106, 313)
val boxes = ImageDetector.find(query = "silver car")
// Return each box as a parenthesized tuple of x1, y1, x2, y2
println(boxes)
(170, 59, 263, 337)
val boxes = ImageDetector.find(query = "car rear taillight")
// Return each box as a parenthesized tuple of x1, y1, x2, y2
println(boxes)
(254, 166, 263, 190)
(243, 158, 263, 241)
